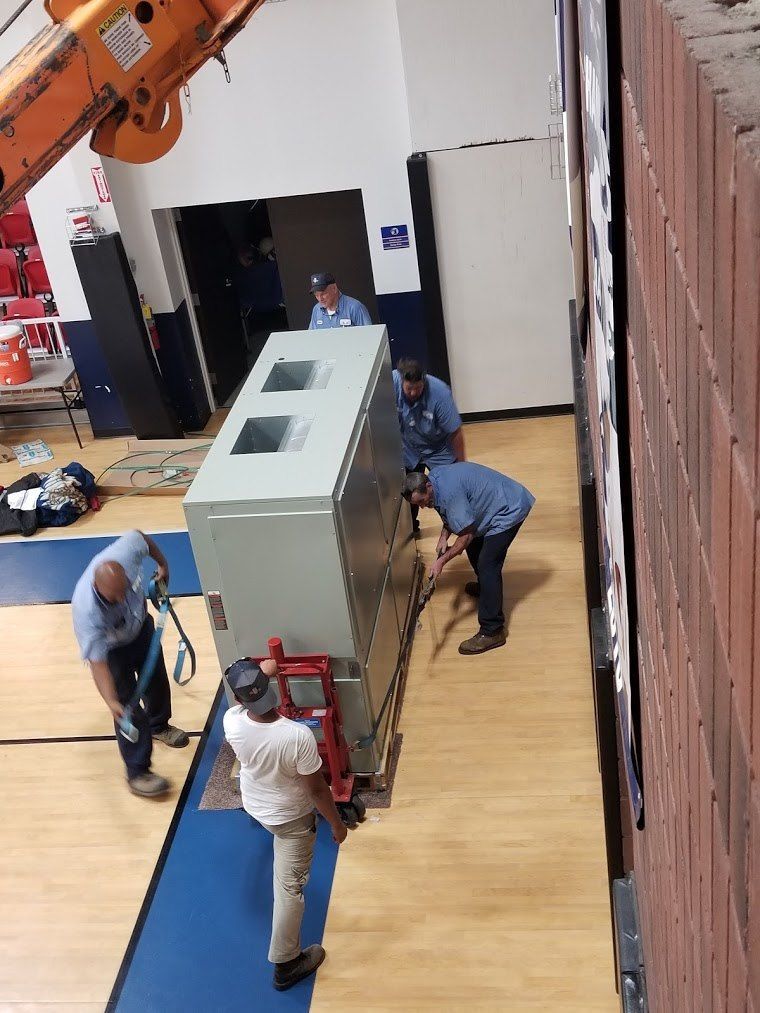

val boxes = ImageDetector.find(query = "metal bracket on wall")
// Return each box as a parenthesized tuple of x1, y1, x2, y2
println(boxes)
(613, 875, 649, 1010)
(549, 72, 563, 117)
(548, 74, 565, 180)
(66, 205, 106, 246)
(549, 122, 566, 180)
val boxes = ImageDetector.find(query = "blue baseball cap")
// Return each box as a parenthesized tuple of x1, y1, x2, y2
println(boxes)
(224, 659, 278, 714)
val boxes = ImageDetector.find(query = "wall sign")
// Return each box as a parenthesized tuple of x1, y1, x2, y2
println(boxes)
(98, 4, 153, 73)
(381, 224, 409, 250)
(578, 0, 643, 824)
(91, 166, 112, 204)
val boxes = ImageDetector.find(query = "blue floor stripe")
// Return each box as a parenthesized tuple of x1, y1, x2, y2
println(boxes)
(112, 697, 339, 1013)
(0, 531, 200, 605)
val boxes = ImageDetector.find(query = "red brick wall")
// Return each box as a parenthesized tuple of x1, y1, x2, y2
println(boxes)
(617, 1, 760, 1009)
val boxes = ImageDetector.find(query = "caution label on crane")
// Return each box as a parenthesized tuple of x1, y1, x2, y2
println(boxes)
(98, 5, 153, 72)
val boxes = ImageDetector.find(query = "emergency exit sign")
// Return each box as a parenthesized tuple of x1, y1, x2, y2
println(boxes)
(381, 224, 409, 250)
(91, 166, 111, 203)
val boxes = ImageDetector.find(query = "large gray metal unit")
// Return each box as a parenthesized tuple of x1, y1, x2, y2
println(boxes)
(184, 326, 417, 773)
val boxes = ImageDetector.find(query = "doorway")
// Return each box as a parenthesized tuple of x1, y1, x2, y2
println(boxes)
(175, 199, 287, 408)
(173, 189, 377, 409)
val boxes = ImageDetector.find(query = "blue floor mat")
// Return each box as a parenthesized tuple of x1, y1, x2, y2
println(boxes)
(110, 697, 338, 1013)
(0, 531, 200, 606)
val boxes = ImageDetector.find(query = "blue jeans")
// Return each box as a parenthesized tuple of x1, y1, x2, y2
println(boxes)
(108, 616, 171, 778)
(465, 522, 524, 634)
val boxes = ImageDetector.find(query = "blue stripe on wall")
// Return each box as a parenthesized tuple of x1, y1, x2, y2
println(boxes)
(154, 300, 211, 432)
(65, 320, 131, 436)
(377, 290, 428, 367)
(65, 292, 425, 440)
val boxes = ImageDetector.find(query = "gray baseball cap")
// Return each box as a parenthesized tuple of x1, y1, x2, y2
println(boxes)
(224, 659, 278, 715)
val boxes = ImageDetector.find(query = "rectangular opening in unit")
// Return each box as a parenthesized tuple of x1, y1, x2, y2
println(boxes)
(261, 359, 335, 392)
(231, 415, 315, 455)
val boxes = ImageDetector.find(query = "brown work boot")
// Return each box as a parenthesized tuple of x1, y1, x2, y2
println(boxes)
(458, 629, 506, 655)
(273, 945, 326, 991)
(152, 724, 190, 747)
(464, 581, 480, 597)
(128, 771, 171, 797)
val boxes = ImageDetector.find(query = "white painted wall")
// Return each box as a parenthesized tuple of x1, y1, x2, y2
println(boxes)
(0, 0, 419, 317)
(102, 0, 419, 311)
(396, 0, 558, 152)
(0, 0, 573, 414)
(428, 141, 573, 413)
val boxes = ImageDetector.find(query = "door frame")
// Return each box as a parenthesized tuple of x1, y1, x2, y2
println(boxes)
(162, 208, 217, 413)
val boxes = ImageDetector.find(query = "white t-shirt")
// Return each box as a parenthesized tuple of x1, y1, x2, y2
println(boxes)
(223, 706, 322, 825)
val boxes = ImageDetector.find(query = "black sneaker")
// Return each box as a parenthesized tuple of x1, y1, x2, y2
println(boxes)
(464, 581, 480, 597)
(273, 945, 326, 991)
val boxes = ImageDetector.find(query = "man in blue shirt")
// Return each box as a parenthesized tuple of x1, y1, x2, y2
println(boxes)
(307, 272, 372, 329)
(72, 530, 189, 797)
(403, 463, 535, 655)
(236, 238, 284, 314)
(393, 358, 465, 534)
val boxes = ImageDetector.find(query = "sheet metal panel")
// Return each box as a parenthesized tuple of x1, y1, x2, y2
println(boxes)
(208, 510, 355, 658)
(335, 415, 387, 658)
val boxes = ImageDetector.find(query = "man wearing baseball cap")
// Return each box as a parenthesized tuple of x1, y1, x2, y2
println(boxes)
(223, 657, 347, 992)
(307, 271, 372, 329)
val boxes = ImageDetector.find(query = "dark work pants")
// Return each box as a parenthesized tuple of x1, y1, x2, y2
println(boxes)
(406, 463, 427, 531)
(465, 522, 523, 635)
(108, 616, 171, 779)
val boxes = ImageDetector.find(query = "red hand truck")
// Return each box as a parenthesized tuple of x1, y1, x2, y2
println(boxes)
(254, 636, 366, 827)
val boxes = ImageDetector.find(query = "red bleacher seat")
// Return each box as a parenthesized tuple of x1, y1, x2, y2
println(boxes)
(22, 245, 53, 301)
(0, 249, 22, 301)
(0, 210, 36, 250)
(5, 297, 51, 353)
(5, 297, 46, 318)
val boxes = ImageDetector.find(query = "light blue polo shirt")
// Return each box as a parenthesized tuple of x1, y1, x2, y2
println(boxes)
(428, 462, 535, 538)
(392, 370, 462, 469)
(308, 293, 371, 329)
(72, 530, 149, 662)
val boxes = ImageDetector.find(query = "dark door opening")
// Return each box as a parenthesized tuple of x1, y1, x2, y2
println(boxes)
(267, 189, 378, 328)
(174, 189, 377, 408)
(175, 200, 284, 407)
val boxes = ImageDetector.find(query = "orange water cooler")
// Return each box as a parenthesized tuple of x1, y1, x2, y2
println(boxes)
(0, 323, 31, 385)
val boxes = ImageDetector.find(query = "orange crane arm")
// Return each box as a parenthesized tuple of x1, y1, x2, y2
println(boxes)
(0, 0, 267, 213)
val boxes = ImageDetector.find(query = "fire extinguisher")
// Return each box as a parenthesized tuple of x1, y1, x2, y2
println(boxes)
(140, 294, 160, 351)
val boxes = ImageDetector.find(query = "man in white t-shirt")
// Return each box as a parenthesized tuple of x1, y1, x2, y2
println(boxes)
(223, 657, 347, 992)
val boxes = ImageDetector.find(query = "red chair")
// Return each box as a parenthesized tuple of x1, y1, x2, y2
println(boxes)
(5, 297, 51, 353)
(0, 211, 36, 252)
(0, 249, 22, 302)
(11, 199, 29, 216)
(23, 245, 53, 303)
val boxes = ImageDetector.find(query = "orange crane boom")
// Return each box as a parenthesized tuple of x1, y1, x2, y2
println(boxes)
(0, 0, 267, 214)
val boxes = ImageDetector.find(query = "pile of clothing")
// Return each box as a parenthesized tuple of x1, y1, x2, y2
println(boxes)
(0, 462, 99, 537)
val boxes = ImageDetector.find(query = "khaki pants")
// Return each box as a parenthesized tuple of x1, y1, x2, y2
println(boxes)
(259, 812, 317, 964)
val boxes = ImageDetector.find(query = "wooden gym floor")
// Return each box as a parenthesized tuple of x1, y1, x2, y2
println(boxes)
(0, 415, 617, 1011)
